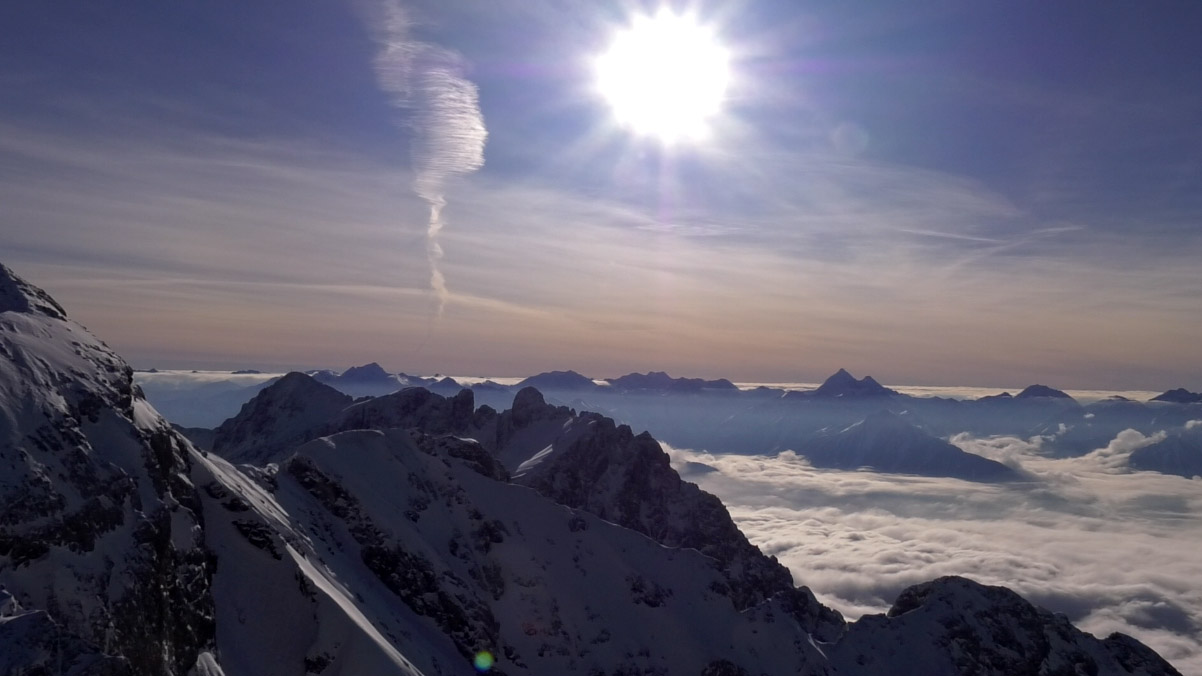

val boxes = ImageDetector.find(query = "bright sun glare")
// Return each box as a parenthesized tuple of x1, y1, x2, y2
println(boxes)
(595, 10, 731, 144)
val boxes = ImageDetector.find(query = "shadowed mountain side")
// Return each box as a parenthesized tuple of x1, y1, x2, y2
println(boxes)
(1151, 388, 1202, 404)
(212, 372, 353, 464)
(1129, 427, 1202, 478)
(829, 577, 1182, 676)
(0, 262, 215, 674)
(500, 394, 845, 639)
(794, 410, 1021, 481)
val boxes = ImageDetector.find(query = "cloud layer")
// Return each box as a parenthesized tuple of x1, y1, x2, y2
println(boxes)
(667, 438, 1202, 673)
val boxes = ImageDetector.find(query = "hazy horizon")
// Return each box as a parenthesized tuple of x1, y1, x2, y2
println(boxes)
(131, 366, 1170, 405)
(4, 2, 1201, 390)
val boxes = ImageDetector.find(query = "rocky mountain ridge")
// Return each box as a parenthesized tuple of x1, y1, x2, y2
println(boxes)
(0, 262, 1184, 675)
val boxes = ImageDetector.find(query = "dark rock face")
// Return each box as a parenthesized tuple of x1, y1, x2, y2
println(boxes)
(511, 414, 844, 640)
(0, 264, 215, 676)
(211, 377, 492, 465)
(0, 608, 133, 676)
(212, 371, 353, 463)
(830, 577, 1182, 676)
(332, 386, 478, 438)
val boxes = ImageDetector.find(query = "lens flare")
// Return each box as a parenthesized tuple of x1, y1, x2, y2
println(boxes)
(473, 651, 494, 672)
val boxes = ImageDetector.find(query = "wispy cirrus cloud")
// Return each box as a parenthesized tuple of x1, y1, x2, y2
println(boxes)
(360, 0, 487, 319)
(2, 102, 1201, 386)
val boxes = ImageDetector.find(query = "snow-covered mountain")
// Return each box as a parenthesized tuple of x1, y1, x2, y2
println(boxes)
(0, 262, 1184, 675)
(0, 262, 214, 674)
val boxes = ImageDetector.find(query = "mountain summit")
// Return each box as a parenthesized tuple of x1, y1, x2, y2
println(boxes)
(791, 368, 900, 399)
(0, 262, 67, 319)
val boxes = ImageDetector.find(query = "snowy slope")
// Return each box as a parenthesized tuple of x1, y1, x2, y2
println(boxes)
(0, 262, 213, 675)
(257, 427, 832, 676)
(189, 451, 433, 676)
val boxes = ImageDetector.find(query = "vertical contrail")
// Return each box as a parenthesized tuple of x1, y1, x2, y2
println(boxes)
(365, 0, 487, 317)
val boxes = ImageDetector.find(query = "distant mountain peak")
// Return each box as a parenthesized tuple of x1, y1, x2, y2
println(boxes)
(339, 362, 392, 381)
(1151, 388, 1202, 404)
(514, 369, 597, 390)
(0, 262, 67, 320)
(1015, 384, 1073, 400)
(606, 371, 738, 392)
(806, 368, 898, 398)
(801, 408, 1020, 482)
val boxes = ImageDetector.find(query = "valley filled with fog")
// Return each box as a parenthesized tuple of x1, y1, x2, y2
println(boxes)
(666, 443, 1202, 672)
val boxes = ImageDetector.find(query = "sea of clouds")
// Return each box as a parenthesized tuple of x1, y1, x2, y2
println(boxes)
(667, 434, 1202, 673)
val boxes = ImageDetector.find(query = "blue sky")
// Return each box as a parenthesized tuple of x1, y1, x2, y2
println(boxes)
(2, 1, 1201, 389)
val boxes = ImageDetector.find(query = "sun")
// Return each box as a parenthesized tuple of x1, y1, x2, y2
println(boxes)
(595, 9, 731, 144)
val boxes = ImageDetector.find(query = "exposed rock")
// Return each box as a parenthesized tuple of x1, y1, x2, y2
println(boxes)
(211, 371, 352, 463)
(830, 576, 1182, 676)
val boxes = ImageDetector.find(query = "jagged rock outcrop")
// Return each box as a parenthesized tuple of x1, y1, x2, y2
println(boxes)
(829, 576, 1182, 676)
(505, 408, 844, 640)
(211, 378, 485, 465)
